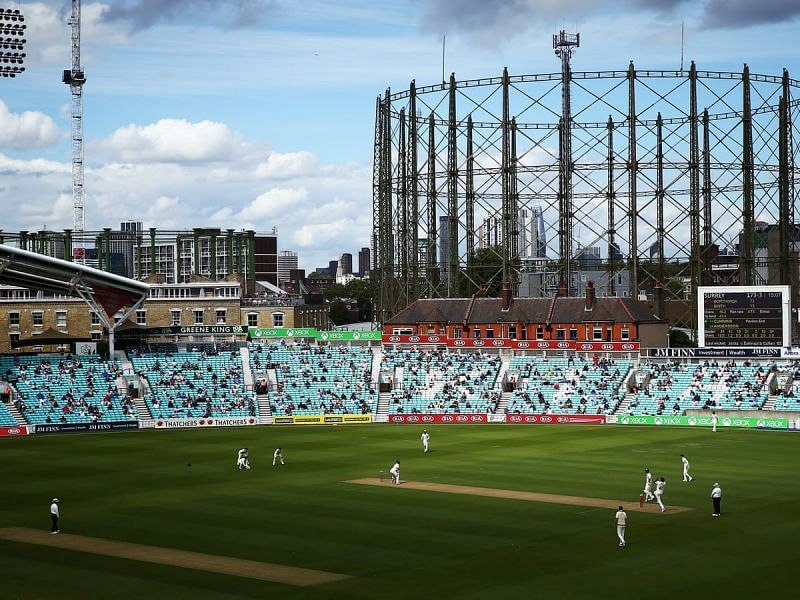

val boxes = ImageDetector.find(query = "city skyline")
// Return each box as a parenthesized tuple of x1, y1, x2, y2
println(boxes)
(0, 1, 798, 271)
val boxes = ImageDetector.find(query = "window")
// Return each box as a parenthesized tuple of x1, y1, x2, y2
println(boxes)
(136, 310, 147, 326)
(194, 310, 204, 325)
(593, 327, 603, 341)
(56, 311, 67, 328)
(509, 326, 517, 340)
(473, 328, 481, 339)
(90, 311, 101, 326)
(8, 311, 19, 327)
(570, 328, 578, 341)
(90, 331, 102, 341)
(272, 312, 284, 328)
(170, 309, 181, 326)
(32, 311, 44, 327)
(247, 312, 259, 327)
(215, 309, 227, 324)
(9, 332, 20, 345)
(486, 329, 494, 339)
(621, 327, 630, 341)
(536, 327, 544, 340)
(556, 328, 565, 341)
(454, 328, 462, 339)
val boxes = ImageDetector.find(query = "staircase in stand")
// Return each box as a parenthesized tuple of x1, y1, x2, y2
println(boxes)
(257, 395, 272, 424)
(612, 391, 638, 415)
(374, 391, 391, 423)
(5, 394, 28, 426)
(497, 391, 511, 414)
(239, 346, 254, 389)
(133, 395, 152, 420)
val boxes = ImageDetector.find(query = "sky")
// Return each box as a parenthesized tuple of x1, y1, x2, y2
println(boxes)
(0, 0, 799, 271)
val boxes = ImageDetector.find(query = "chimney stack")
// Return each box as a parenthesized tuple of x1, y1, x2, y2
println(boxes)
(557, 278, 568, 297)
(584, 280, 596, 310)
(501, 282, 513, 311)
(653, 283, 665, 320)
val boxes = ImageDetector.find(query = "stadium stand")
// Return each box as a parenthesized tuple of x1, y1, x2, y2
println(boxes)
(382, 349, 501, 414)
(131, 350, 256, 420)
(249, 341, 376, 416)
(0, 399, 17, 426)
(506, 355, 630, 415)
(625, 360, 775, 415)
(0, 355, 136, 424)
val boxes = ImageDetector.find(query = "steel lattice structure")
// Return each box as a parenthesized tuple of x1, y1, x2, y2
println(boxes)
(372, 42, 800, 330)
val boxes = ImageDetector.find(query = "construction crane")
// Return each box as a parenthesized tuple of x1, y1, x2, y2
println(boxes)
(62, 0, 86, 258)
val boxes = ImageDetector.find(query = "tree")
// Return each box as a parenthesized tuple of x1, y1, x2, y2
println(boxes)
(344, 278, 376, 321)
(329, 300, 350, 326)
(322, 283, 346, 302)
(461, 246, 520, 297)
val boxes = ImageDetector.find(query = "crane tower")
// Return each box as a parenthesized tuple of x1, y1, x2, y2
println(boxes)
(62, 0, 86, 253)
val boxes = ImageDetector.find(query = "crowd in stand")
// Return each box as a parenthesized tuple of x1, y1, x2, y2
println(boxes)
(250, 341, 376, 416)
(0, 355, 136, 424)
(507, 355, 628, 415)
(132, 350, 256, 420)
(383, 348, 501, 414)
(626, 359, 773, 415)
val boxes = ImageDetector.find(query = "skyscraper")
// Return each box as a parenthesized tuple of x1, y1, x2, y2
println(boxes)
(358, 247, 370, 278)
(438, 215, 450, 269)
(519, 207, 547, 258)
(340, 253, 353, 276)
(278, 250, 299, 284)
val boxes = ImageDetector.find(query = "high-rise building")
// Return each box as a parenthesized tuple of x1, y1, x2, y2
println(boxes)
(358, 247, 371, 278)
(278, 251, 299, 284)
(328, 260, 338, 277)
(438, 215, 450, 269)
(340, 253, 353, 276)
(519, 207, 547, 258)
(479, 215, 502, 250)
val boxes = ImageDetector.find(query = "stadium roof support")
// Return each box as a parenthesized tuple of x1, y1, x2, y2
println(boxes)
(0, 244, 149, 356)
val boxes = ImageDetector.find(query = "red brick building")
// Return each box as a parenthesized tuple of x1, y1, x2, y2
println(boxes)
(384, 282, 668, 347)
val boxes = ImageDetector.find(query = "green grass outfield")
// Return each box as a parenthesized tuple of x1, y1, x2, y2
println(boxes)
(1, 424, 798, 599)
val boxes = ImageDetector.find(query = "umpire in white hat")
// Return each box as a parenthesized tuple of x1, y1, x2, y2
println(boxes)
(50, 498, 60, 534)
(711, 483, 722, 516)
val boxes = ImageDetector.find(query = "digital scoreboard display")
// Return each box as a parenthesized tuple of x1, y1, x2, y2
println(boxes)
(698, 286, 791, 348)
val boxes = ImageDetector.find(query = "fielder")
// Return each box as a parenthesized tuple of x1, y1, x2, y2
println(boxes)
(237, 448, 250, 470)
(654, 477, 667, 512)
(273, 447, 285, 466)
(389, 459, 400, 484)
(711, 412, 718, 433)
(614, 505, 627, 547)
(680, 454, 694, 482)
(643, 468, 655, 502)
(421, 429, 430, 453)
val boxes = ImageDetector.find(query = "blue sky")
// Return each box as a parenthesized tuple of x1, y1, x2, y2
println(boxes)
(0, 0, 798, 270)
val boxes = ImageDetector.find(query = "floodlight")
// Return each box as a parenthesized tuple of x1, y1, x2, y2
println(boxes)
(0, 8, 25, 77)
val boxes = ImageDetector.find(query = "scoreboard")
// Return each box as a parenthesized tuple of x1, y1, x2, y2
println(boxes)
(698, 286, 791, 348)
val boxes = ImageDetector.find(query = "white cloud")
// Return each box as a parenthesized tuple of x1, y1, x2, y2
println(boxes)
(24, 2, 130, 66)
(255, 151, 318, 179)
(0, 101, 61, 149)
(0, 115, 372, 269)
(90, 118, 254, 164)
(239, 187, 309, 221)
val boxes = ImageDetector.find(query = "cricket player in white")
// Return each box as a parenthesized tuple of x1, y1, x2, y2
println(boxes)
(654, 477, 667, 512)
(615, 506, 627, 547)
(680, 454, 693, 482)
(421, 430, 430, 453)
(643, 468, 655, 502)
(237, 448, 250, 470)
(711, 412, 718, 433)
(389, 460, 400, 484)
(273, 447, 284, 466)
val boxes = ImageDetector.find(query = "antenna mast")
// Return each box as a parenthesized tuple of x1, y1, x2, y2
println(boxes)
(63, 0, 86, 257)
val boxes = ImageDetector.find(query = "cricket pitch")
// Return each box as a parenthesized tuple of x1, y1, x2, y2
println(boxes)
(346, 478, 693, 513)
